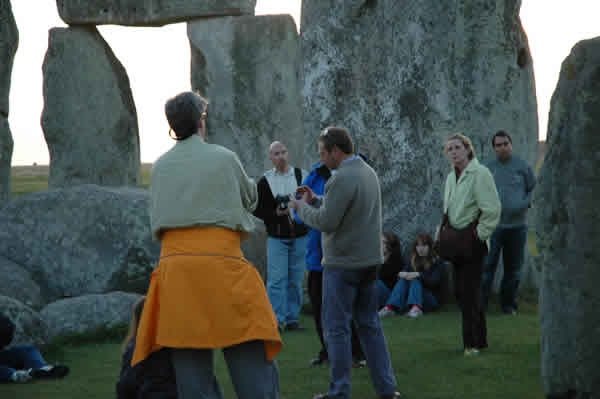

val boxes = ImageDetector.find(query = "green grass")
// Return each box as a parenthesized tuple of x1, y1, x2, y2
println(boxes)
(10, 164, 152, 199)
(0, 304, 542, 399)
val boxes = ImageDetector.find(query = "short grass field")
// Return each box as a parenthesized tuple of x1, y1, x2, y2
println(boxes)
(0, 303, 542, 399)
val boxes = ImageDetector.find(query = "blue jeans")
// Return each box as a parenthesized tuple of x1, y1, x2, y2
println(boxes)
(322, 267, 397, 399)
(267, 235, 308, 325)
(377, 279, 439, 312)
(170, 340, 279, 399)
(0, 345, 46, 382)
(481, 225, 528, 311)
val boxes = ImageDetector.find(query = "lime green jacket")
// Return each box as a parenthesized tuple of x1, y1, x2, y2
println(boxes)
(443, 158, 501, 241)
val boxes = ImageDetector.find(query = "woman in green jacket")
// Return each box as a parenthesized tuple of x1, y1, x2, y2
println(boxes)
(441, 133, 500, 356)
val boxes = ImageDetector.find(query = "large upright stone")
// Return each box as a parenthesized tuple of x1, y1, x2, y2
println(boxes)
(0, 118, 13, 203)
(0, 0, 18, 202)
(42, 26, 140, 188)
(56, 0, 256, 27)
(188, 15, 303, 179)
(301, 1, 538, 244)
(534, 37, 600, 398)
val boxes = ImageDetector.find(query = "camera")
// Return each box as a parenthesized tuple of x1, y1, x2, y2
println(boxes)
(275, 194, 291, 210)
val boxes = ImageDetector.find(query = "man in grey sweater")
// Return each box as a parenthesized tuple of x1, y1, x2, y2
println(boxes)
(288, 127, 401, 399)
(481, 130, 536, 314)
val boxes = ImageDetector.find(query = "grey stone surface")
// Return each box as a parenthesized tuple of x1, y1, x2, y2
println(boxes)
(0, 295, 47, 346)
(0, 117, 12, 203)
(0, 0, 17, 202)
(533, 37, 600, 398)
(0, 0, 18, 117)
(42, 26, 140, 188)
(56, 0, 256, 27)
(300, 0, 538, 254)
(41, 292, 142, 340)
(0, 185, 160, 302)
(188, 15, 303, 179)
(0, 256, 44, 310)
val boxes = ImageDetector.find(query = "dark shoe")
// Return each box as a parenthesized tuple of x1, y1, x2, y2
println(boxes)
(310, 356, 329, 367)
(352, 358, 367, 368)
(31, 365, 69, 379)
(285, 322, 305, 331)
(381, 391, 404, 399)
(502, 306, 517, 315)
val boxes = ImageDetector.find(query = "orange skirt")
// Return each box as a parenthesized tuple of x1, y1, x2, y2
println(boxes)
(132, 227, 282, 366)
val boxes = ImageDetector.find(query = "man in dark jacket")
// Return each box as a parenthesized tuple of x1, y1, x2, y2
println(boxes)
(0, 313, 69, 383)
(253, 141, 309, 331)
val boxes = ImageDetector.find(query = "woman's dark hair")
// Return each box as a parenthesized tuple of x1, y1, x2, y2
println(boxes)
(165, 91, 209, 141)
(122, 297, 146, 355)
(410, 232, 435, 272)
(0, 313, 15, 350)
(318, 126, 354, 154)
(382, 231, 402, 261)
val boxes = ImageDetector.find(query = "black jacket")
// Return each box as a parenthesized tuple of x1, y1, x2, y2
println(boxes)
(379, 250, 406, 291)
(116, 340, 176, 399)
(253, 169, 308, 239)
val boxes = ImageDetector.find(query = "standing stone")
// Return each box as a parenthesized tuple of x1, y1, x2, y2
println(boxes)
(534, 37, 600, 399)
(188, 15, 303, 179)
(42, 26, 140, 188)
(0, 0, 18, 202)
(0, 119, 13, 203)
(301, 0, 538, 250)
(56, 0, 256, 27)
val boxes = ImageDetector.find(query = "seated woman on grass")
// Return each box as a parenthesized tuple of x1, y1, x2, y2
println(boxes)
(378, 232, 443, 318)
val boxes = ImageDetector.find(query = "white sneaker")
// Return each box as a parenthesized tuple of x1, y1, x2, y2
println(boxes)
(378, 306, 397, 318)
(10, 370, 32, 383)
(406, 306, 423, 318)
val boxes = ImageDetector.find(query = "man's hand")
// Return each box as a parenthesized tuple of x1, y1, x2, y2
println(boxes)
(399, 271, 419, 280)
(296, 185, 316, 204)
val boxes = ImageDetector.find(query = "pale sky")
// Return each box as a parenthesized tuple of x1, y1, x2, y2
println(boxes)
(7, 1, 600, 165)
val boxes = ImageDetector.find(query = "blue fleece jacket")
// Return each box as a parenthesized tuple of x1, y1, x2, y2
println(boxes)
(298, 162, 331, 271)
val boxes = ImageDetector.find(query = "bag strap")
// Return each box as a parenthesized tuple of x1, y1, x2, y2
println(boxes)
(294, 167, 303, 186)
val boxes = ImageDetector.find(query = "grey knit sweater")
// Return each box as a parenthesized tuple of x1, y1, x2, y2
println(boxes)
(296, 157, 384, 269)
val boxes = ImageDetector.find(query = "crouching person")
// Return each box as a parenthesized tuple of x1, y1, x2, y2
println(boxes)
(117, 297, 176, 399)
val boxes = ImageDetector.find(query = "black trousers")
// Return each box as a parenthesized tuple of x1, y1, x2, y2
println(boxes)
(453, 239, 488, 349)
(307, 270, 365, 360)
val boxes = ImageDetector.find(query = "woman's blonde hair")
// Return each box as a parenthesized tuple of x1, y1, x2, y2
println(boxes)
(444, 132, 476, 160)
(122, 296, 146, 355)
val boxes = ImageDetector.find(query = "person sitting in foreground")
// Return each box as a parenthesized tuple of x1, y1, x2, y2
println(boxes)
(378, 233, 443, 318)
(0, 313, 69, 383)
(116, 297, 176, 399)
